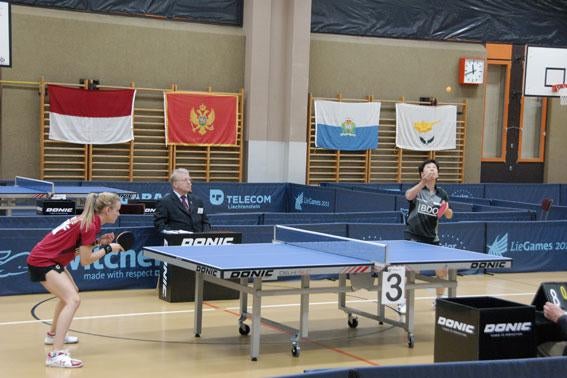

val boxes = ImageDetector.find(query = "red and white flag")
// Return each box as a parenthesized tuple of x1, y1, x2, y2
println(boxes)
(164, 92, 238, 146)
(48, 85, 136, 144)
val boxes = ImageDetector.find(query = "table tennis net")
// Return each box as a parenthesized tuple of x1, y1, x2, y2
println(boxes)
(274, 225, 388, 263)
(15, 176, 54, 193)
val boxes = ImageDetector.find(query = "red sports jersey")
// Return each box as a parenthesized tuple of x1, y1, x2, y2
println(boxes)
(27, 215, 101, 267)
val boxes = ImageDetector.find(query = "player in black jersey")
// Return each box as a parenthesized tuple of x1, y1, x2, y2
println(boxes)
(404, 159, 453, 310)
(405, 159, 453, 243)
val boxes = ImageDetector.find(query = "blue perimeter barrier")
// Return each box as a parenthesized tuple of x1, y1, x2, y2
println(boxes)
(0, 208, 538, 229)
(323, 182, 567, 209)
(277, 356, 567, 378)
(5, 181, 567, 219)
(2, 180, 567, 295)
(2, 219, 567, 295)
(0, 226, 162, 296)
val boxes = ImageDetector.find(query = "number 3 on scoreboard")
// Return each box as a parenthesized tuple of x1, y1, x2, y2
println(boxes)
(381, 266, 406, 305)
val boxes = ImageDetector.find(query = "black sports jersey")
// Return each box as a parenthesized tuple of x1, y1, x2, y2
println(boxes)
(404, 185, 449, 243)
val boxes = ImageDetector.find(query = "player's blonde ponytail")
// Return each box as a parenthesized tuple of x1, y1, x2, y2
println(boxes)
(80, 192, 120, 231)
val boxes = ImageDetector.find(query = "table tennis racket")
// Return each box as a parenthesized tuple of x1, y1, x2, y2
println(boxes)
(116, 231, 135, 251)
(437, 201, 448, 219)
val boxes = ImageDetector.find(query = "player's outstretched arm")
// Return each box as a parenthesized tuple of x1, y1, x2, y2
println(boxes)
(79, 242, 123, 265)
(78, 245, 106, 266)
(437, 200, 453, 220)
(98, 232, 115, 246)
(405, 181, 425, 201)
(444, 203, 453, 219)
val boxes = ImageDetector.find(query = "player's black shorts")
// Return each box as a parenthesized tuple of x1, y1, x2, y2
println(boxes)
(28, 264, 65, 282)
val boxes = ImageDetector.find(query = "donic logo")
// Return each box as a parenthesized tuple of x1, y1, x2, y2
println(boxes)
(0, 250, 30, 278)
(487, 233, 508, 257)
(295, 192, 304, 211)
(210, 189, 225, 205)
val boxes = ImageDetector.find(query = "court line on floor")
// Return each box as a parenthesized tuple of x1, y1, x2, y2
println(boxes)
(204, 300, 381, 366)
(0, 291, 535, 327)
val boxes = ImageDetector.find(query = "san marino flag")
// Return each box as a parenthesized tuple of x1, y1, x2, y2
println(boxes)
(314, 100, 380, 151)
(396, 103, 457, 151)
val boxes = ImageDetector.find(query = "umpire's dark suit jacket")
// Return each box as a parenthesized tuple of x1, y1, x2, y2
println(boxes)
(154, 191, 211, 233)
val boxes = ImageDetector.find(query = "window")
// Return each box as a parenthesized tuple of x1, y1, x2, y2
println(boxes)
(519, 97, 547, 162)
(482, 62, 510, 161)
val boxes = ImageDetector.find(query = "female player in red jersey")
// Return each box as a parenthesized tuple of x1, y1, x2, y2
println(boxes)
(27, 192, 124, 368)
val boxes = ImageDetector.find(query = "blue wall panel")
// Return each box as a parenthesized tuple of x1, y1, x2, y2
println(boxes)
(486, 221, 567, 272)
(484, 184, 560, 204)
(0, 227, 162, 296)
(334, 189, 396, 212)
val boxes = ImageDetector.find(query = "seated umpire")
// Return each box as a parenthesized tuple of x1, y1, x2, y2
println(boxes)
(154, 168, 210, 233)
(538, 302, 567, 356)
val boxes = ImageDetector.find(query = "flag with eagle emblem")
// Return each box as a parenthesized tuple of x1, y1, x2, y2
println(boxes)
(396, 103, 456, 151)
(164, 92, 238, 146)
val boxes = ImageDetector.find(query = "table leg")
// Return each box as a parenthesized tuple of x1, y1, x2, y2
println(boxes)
(194, 271, 204, 337)
(377, 272, 384, 319)
(250, 279, 262, 361)
(448, 269, 457, 297)
(299, 275, 310, 338)
(239, 277, 248, 326)
(338, 274, 346, 309)
(406, 270, 416, 348)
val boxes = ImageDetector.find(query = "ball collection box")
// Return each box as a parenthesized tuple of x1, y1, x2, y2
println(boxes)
(434, 296, 536, 362)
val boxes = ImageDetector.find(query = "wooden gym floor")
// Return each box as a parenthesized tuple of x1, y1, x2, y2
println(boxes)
(1, 271, 563, 377)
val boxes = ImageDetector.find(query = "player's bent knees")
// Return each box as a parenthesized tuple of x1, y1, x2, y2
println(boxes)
(63, 294, 81, 309)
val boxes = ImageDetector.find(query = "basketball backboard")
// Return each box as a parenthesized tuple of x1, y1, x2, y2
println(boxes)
(0, 2, 11, 67)
(524, 46, 567, 97)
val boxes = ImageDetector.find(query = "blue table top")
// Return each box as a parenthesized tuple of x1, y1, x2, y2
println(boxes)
(145, 243, 372, 271)
(144, 240, 512, 272)
(0, 184, 135, 197)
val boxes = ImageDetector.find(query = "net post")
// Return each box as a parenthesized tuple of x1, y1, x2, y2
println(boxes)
(14, 176, 55, 194)
(273, 225, 279, 243)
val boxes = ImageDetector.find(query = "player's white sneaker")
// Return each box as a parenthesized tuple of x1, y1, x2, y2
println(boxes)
(45, 350, 83, 368)
(397, 303, 407, 314)
(44, 332, 79, 345)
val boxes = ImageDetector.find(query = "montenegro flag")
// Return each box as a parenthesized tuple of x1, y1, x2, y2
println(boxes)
(164, 92, 238, 146)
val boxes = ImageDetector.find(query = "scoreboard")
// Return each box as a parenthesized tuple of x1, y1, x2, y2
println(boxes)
(532, 282, 567, 310)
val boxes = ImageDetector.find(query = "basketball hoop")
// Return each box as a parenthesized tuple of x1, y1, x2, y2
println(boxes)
(552, 84, 567, 106)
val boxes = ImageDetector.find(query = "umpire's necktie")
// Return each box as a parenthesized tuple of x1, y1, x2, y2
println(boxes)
(180, 195, 190, 211)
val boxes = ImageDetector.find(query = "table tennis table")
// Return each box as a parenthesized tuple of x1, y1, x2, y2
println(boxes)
(143, 225, 512, 361)
(0, 176, 136, 215)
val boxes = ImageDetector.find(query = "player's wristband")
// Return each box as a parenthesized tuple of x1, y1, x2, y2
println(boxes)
(102, 244, 113, 255)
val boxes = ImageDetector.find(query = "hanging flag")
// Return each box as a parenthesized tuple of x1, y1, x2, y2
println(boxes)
(164, 92, 238, 146)
(48, 85, 135, 144)
(396, 103, 457, 151)
(314, 100, 380, 151)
